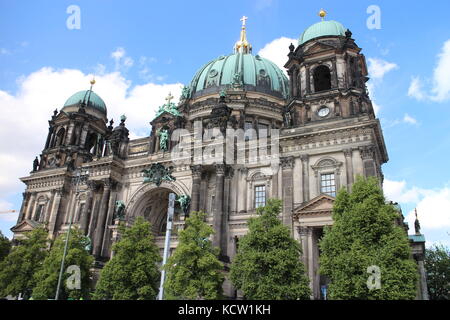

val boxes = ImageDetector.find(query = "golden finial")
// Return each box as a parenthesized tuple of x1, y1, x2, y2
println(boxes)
(319, 9, 327, 20)
(234, 16, 252, 54)
(89, 76, 96, 91)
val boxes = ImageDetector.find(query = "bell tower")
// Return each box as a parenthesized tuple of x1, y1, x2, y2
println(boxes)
(36, 79, 110, 172)
(283, 10, 386, 183)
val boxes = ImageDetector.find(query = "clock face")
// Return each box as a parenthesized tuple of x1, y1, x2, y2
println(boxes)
(318, 106, 330, 117)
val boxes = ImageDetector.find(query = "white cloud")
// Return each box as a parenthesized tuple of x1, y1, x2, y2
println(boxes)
(405, 188, 450, 230)
(403, 113, 417, 125)
(431, 39, 450, 101)
(408, 76, 426, 100)
(111, 47, 134, 71)
(0, 67, 182, 199)
(367, 58, 398, 80)
(366, 82, 381, 115)
(384, 179, 450, 231)
(0, 48, 10, 55)
(408, 39, 450, 102)
(258, 37, 297, 76)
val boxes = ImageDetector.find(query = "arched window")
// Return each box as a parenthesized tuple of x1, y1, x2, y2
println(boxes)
(313, 65, 332, 92)
(55, 128, 65, 146)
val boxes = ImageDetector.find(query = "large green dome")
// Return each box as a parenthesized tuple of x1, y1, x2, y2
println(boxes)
(299, 20, 346, 45)
(63, 90, 107, 114)
(188, 53, 289, 99)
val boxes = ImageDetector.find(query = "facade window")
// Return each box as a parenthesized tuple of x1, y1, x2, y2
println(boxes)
(257, 123, 270, 137)
(35, 204, 44, 221)
(244, 121, 255, 141)
(254, 185, 266, 208)
(320, 173, 336, 197)
(313, 65, 332, 92)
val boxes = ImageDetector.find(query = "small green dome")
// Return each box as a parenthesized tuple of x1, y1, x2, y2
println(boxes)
(188, 53, 289, 99)
(63, 90, 107, 113)
(299, 20, 346, 45)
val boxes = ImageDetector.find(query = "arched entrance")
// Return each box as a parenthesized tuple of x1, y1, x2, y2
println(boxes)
(126, 180, 189, 236)
(127, 187, 177, 236)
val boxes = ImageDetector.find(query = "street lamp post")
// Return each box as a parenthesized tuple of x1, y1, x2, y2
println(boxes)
(157, 192, 176, 300)
(54, 169, 88, 300)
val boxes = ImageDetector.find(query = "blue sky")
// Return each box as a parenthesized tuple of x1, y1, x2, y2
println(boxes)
(1, 0, 449, 246)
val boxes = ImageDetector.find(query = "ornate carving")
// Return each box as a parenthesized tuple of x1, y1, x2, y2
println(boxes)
(190, 165, 203, 178)
(142, 163, 176, 187)
(215, 164, 226, 175)
(359, 145, 375, 160)
(280, 156, 295, 169)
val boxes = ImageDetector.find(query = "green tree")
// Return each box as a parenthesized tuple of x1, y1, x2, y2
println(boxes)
(0, 231, 11, 262)
(425, 244, 449, 300)
(319, 176, 418, 300)
(230, 199, 310, 300)
(31, 227, 93, 300)
(164, 212, 224, 300)
(0, 227, 49, 299)
(93, 217, 161, 300)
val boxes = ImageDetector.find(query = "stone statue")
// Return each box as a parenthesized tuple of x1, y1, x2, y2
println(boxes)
(157, 129, 169, 151)
(181, 86, 191, 100)
(33, 156, 39, 172)
(177, 195, 191, 215)
(83, 236, 91, 252)
(114, 200, 126, 221)
(232, 72, 242, 87)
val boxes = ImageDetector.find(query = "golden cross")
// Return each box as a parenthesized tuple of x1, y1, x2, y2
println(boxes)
(240, 15, 248, 27)
(165, 92, 174, 105)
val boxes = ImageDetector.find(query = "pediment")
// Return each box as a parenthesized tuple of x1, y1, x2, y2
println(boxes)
(10, 219, 43, 233)
(293, 194, 335, 218)
(304, 42, 335, 55)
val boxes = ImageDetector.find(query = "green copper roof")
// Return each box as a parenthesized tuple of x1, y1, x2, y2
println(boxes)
(299, 20, 346, 45)
(188, 53, 289, 99)
(409, 234, 426, 243)
(63, 90, 107, 113)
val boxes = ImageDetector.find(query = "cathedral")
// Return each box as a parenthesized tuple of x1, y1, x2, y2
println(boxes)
(11, 11, 427, 299)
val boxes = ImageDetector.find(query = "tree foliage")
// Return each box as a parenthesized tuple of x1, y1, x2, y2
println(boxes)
(0, 227, 48, 299)
(93, 217, 161, 300)
(32, 227, 93, 300)
(230, 199, 311, 300)
(164, 211, 224, 300)
(319, 176, 418, 299)
(0, 231, 11, 262)
(425, 244, 449, 300)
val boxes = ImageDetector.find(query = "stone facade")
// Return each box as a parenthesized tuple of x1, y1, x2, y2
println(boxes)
(11, 18, 426, 300)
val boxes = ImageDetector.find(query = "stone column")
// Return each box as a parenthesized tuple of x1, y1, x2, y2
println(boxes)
(212, 164, 225, 251)
(199, 172, 208, 212)
(343, 148, 354, 189)
(80, 181, 96, 235)
(79, 124, 89, 148)
(45, 126, 54, 149)
(306, 227, 315, 298)
(281, 156, 295, 230)
(17, 192, 29, 223)
(101, 184, 119, 258)
(26, 192, 37, 220)
(305, 65, 311, 94)
(93, 179, 112, 257)
(65, 122, 75, 146)
(301, 154, 310, 202)
(297, 226, 309, 268)
(221, 167, 233, 259)
(190, 165, 203, 213)
(48, 189, 64, 236)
